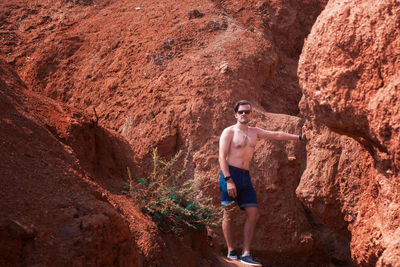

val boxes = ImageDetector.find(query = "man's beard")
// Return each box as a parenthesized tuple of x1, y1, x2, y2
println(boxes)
(239, 117, 249, 124)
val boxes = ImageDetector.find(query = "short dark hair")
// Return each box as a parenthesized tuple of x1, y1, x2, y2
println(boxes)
(234, 100, 252, 113)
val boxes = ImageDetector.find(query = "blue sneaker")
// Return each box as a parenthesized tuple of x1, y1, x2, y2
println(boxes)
(227, 250, 238, 260)
(239, 254, 262, 266)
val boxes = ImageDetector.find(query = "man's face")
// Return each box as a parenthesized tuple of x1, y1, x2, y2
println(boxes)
(235, 104, 252, 124)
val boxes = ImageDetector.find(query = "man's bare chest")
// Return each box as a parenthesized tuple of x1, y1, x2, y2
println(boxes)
(231, 131, 257, 149)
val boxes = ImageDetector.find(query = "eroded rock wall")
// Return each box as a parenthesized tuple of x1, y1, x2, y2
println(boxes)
(213, 0, 328, 115)
(0, 56, 216, 266)
(0, 0, 347, 265)
(298, 0, 400, 265)
(0, 59, 139, 266)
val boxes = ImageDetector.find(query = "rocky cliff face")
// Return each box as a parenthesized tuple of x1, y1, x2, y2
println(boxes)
(2, 0, 398, 265)
(0, 59, 140, 266)
(1, 0, 329, 265)
(0, 56, 215, 266)
(298, 0, 400, 265)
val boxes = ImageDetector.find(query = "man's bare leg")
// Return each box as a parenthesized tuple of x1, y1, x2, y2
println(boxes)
(242, 206, 260, 255)
(222, 206, 235, 251)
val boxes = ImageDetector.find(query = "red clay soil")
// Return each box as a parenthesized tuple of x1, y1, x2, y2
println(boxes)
(8, 0, 400, 266)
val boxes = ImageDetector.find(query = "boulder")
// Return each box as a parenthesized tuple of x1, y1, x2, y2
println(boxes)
(298, 0, 400, 265)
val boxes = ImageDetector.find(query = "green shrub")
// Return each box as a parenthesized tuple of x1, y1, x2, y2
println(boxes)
(126, 148, 223, 234)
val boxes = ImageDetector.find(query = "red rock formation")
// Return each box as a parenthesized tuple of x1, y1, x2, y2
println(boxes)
(0, 0, 345, 266)
(212, 0, 329, 115)
(0, 59, 140, 266)
(298, 0, 400, 265)
(0, 56, 221, 266)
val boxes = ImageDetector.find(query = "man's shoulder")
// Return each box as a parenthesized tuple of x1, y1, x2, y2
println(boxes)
(249, 126, 261, 132)
(249, 126, 267, 137)
(221, 125, 235, 135)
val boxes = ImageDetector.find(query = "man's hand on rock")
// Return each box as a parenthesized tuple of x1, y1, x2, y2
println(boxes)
(300, 133, 307, 142)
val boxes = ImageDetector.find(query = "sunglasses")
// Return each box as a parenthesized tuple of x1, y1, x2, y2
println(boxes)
(237, 110, 251, 114)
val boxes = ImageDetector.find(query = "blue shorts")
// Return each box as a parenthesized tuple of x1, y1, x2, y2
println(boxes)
(219, 165, 258, 210)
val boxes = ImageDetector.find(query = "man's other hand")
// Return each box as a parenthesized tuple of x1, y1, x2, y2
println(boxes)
(227, 180, 237, 198)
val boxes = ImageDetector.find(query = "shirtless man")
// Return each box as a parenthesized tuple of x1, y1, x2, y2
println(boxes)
(219, 100, 303, 266)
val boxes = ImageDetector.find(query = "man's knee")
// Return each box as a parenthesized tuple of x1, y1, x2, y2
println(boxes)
(254, 210, 260, 221)
(246, 207, 260, 221)
(223, 206, 235, 222)
(252, 210, 260, 221)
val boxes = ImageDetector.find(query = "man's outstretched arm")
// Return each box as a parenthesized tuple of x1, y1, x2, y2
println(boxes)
(256, 127, 303, 141)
